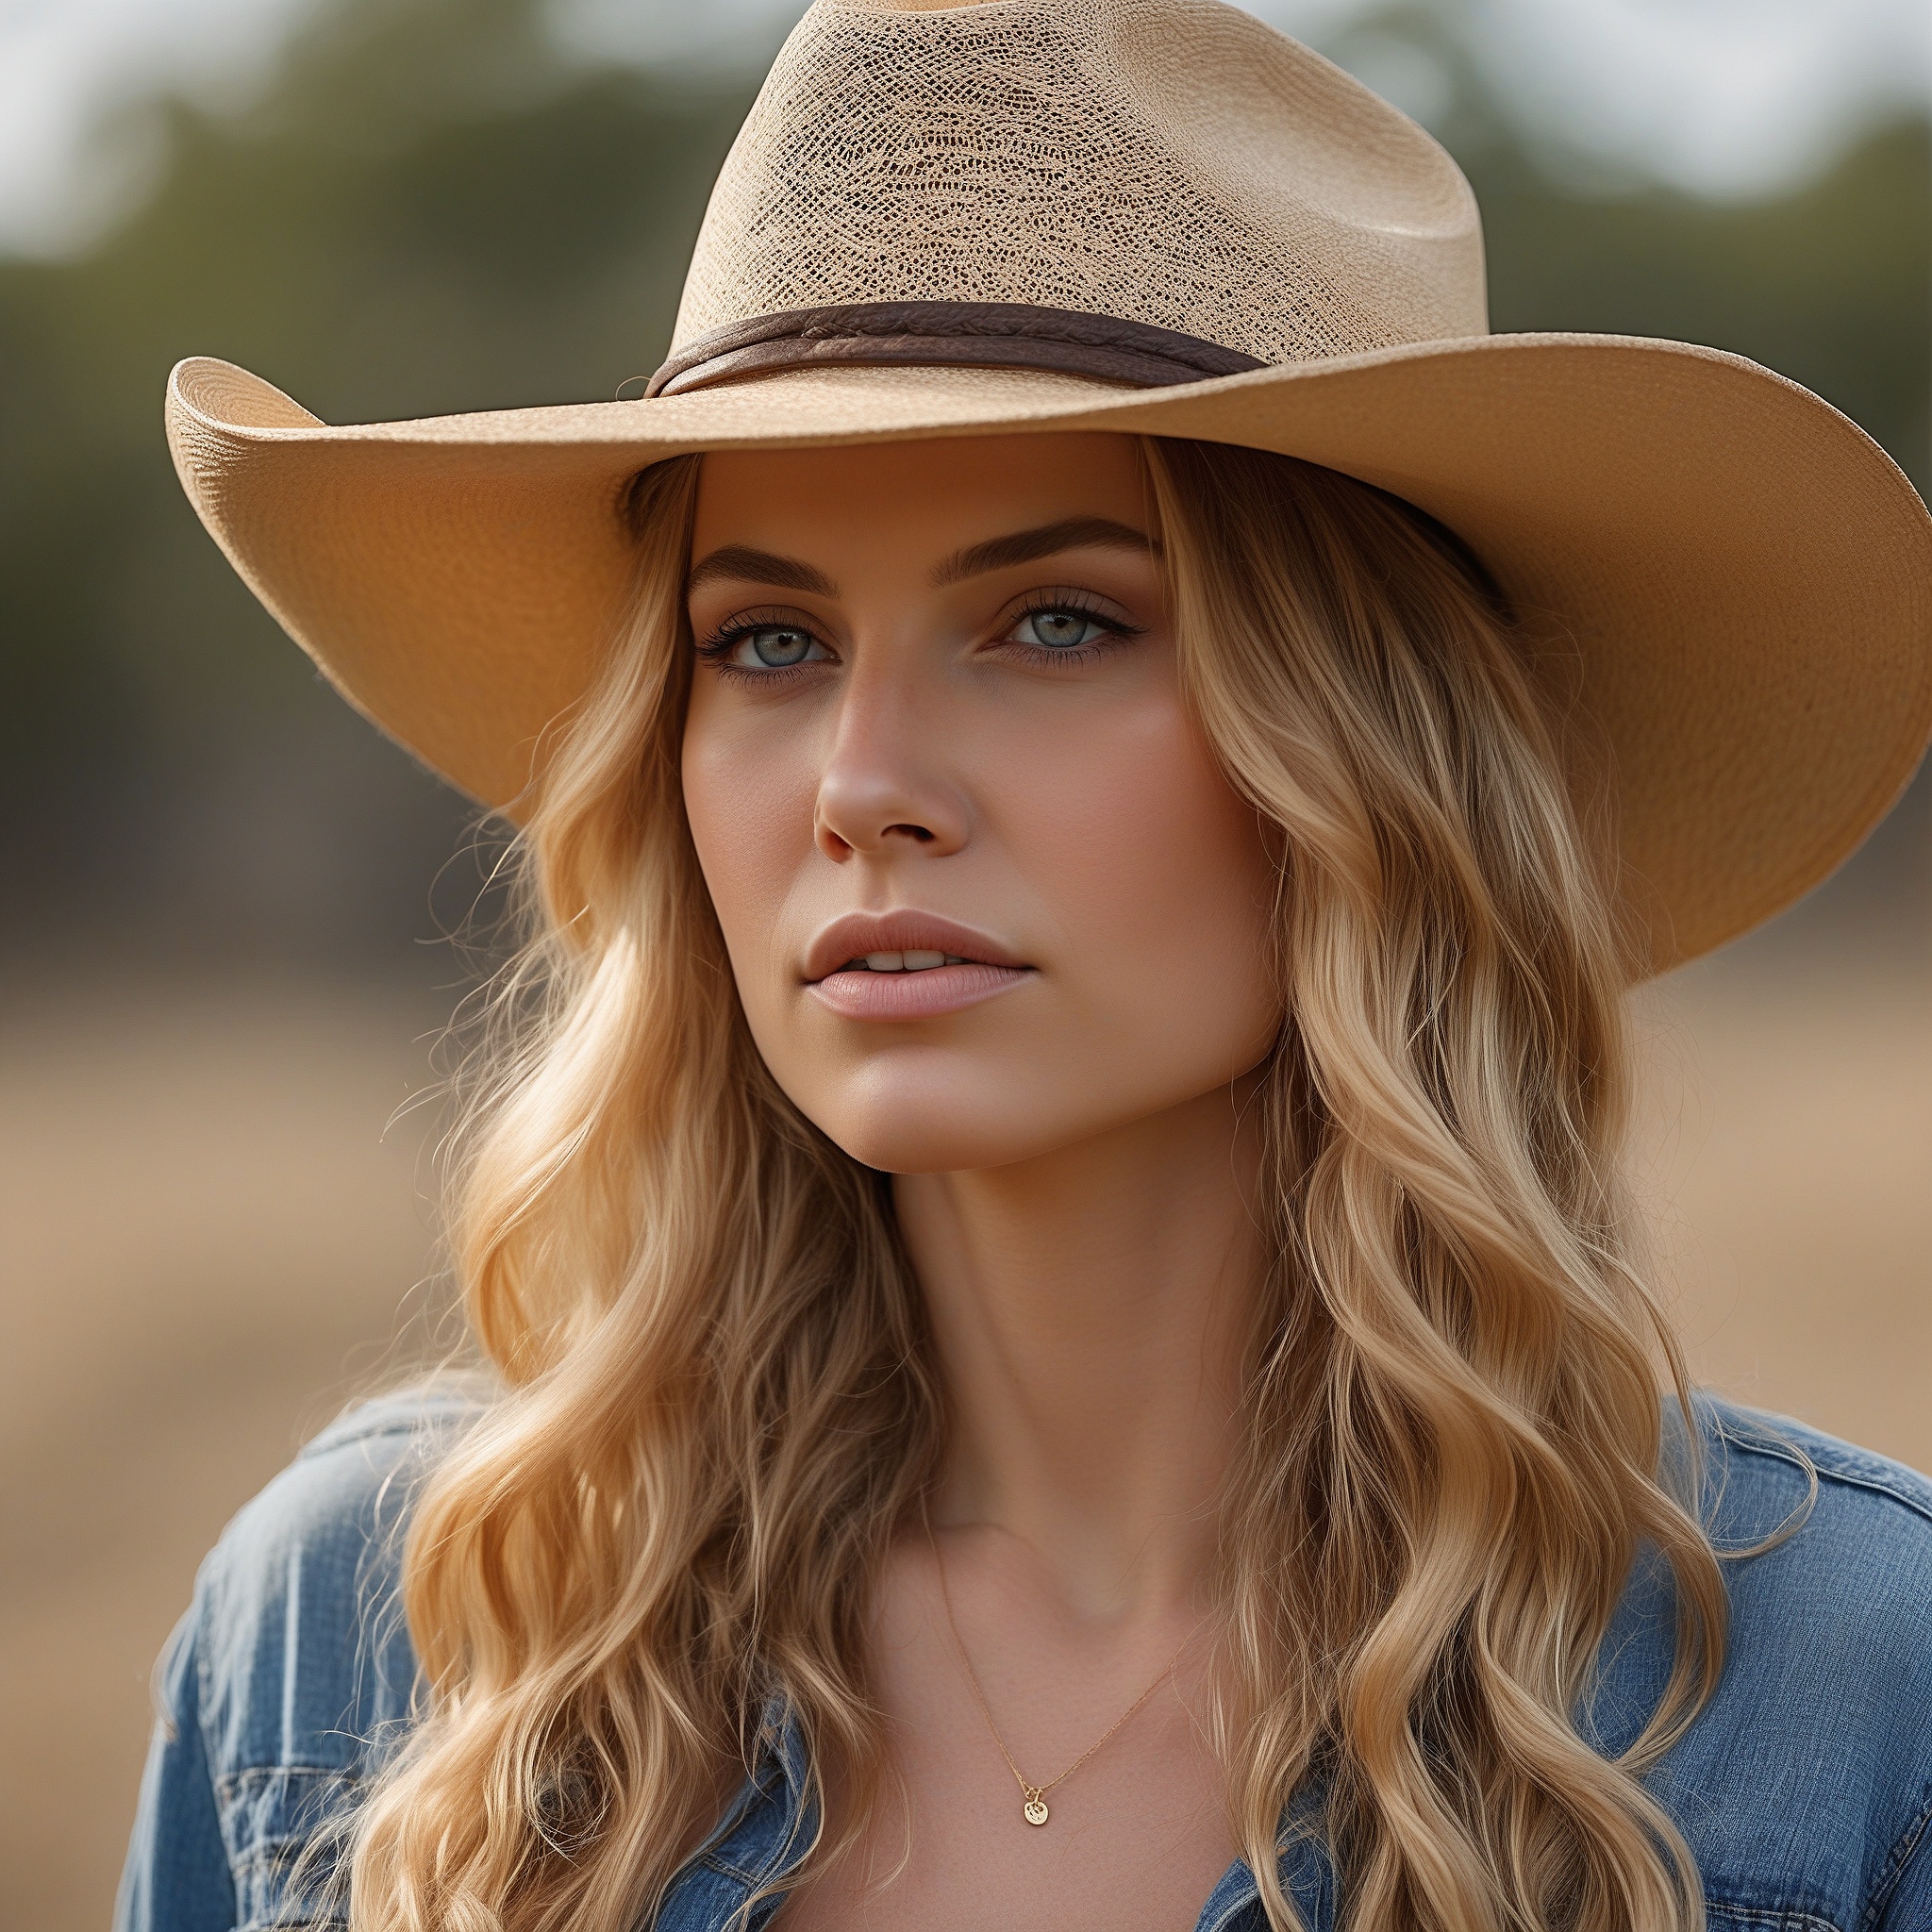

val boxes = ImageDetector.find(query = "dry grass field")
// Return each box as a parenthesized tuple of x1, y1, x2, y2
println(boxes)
(1, 957, 1925, 1928)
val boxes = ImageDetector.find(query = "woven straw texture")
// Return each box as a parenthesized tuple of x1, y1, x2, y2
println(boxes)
(675, 0, 1485, 361)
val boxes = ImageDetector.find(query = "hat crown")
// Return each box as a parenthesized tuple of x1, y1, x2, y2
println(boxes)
(673, 0, 1487, 367)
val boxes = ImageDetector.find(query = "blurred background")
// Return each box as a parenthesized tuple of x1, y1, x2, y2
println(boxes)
(0, 0, 1925, 1921)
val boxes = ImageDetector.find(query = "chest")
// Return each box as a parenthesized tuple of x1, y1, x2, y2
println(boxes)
(778, 1554, 1235, 1932)
(777, 1711, 1234, 1932)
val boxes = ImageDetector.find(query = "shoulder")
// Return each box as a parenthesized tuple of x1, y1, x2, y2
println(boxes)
(1625, 1398, 1932, 1928)
(192, 1383, 484, 1767)
(1698, 1399, 1932, 1694)
(162, 1384, 483, 1930)
(1702, 1396, 1932, 1541)
(203, 1380, 481, 1602)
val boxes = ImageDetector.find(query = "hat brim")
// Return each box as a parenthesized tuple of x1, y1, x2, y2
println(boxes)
(166, 333, 1932, 973)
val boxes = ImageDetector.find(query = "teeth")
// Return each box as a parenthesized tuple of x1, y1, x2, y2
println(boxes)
(847, 949, 968, 973)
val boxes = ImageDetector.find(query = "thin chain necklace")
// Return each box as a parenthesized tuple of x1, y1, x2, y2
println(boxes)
(924, 1514, 1197, 1828)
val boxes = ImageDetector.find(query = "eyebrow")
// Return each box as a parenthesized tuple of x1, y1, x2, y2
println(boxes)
(684, 516, 1156, 600)
(686, 544, 838, 595)
(931, 517, 1156, 586)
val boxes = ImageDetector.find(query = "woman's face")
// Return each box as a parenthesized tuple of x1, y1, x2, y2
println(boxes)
(680, 432, 1278, 1174)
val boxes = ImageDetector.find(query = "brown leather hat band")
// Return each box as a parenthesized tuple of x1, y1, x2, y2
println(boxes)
(645, 301, 1268, 397)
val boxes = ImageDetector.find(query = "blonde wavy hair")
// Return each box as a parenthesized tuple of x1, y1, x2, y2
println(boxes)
(345, 436, 1727, 1932)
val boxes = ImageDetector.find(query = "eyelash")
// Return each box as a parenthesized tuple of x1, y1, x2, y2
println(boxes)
(693, 607, 825, 684)
(1002, 590, 1144, 667)
(693, 591, 1144, 682)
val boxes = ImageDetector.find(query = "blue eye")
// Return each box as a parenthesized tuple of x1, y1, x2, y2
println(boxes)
(731, 625, 821, 668)
(1011, 608, 1108, 650)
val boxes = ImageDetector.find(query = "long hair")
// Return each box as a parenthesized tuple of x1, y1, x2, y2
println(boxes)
(345, 437, 1726, 1932)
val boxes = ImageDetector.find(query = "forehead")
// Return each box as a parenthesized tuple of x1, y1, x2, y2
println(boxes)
(690, 432, 1152, 570)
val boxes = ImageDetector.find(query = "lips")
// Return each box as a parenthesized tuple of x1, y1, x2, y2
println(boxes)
(803, 911, 1027, 984)
(803, 911, 1034, 1022)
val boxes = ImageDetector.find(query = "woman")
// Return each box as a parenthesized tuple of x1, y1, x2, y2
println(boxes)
(121, 2, 1932, 1929)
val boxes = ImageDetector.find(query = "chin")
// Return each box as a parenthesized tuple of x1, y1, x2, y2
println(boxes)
(794, 1070, 1100, 1176)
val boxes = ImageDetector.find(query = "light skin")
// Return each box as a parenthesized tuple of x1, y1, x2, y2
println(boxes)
(681, 433, 1280, 1931)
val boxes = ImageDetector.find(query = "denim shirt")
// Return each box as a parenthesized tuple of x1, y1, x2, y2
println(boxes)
(117, 1390, 1932, 1932)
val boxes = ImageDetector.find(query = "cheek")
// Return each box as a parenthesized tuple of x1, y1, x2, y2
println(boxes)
(999, 694, 1278, 1062)
(679, 698, 819, 999)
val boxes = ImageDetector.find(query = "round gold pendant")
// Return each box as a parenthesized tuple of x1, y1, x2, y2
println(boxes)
(1023, 1797, 1050, 1826)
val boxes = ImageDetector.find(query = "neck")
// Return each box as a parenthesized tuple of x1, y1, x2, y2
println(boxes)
(893, 1080, 1264, 1627)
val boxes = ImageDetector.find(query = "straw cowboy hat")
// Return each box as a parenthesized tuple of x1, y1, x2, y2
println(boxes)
(165, 0, 1932, 971)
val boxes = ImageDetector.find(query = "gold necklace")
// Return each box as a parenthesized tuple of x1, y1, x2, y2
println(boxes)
(924, 1517, 1197, 1828)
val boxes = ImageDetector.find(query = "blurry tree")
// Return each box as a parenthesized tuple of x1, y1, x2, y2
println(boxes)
(0, 0, 1924, 970)
(1, 0, 752, 971)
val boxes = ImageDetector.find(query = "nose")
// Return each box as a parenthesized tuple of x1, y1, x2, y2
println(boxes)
(813, 664, 969, 862)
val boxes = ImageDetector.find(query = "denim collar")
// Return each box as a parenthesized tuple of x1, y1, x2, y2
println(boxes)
(651, 1699, 821, 1932)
